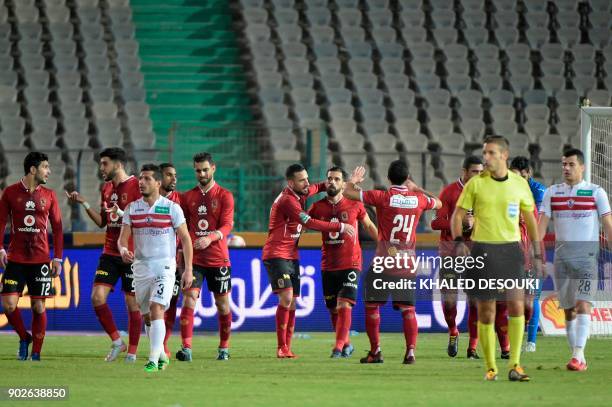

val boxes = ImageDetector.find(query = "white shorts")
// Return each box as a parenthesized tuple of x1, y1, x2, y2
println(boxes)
(553, 256, 597, 309)
(133, 259, 176, 312)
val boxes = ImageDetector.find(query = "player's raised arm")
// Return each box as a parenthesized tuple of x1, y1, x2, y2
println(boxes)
(343, 166, 366, 201)
(282, 195, 355, 236)
(405, 179, 442, 209)
(65, 190, 105, 228)
(431, 189, 451, 230)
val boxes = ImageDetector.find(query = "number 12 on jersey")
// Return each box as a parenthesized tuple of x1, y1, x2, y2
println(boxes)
(390, 214, 416, 244)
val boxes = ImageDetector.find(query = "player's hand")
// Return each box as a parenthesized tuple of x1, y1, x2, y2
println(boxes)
(181, 268, 194, 290)
(342, 223, 355, 237)
(350, 166, 366, 185)
(65, 190, 85, 204)
(104, 202, 121, 215)
(195, 236, 212, 250)
(0, 249, 7, 269)
(51, 259, 62, 277)
(463, 214, 474, 230)
(120, 249, 134, 264)
(404, 179, 419, 192)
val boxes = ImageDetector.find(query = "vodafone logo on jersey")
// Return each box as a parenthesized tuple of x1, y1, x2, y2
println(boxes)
(24, 215, 35, 227)
(109, 212, 120, 223)
(329, 217, 340, 240)
(198, 219, 209, 231)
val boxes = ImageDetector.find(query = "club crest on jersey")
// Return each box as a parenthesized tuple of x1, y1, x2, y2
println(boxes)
(341, 211, 348, 221)
(211, 199, 218, 209)
(39, 198, 46, 209)
(198, 219, 209, 231)
(25, 200, 36, 211)
(121, 193, 128, 203)
(24, 215, 35, 227)
(390, 195, 418, 209)
(110, 193, 118, 202)
(145, 216, 153, 224)
(567, 199, 575, 209)
(198, 205, 207, 215)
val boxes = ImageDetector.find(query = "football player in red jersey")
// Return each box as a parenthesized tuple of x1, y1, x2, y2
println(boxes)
(0, 152, 63, 361)
(263, 163, 355, 358)
(431, 156, 483, 359)
(66, 148, 142, 362)
(308, 166, 378, 358)
(176, 153, 235, 361)
(344, 161, 441, 364)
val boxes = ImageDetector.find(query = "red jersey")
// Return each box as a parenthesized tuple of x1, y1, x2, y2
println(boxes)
(165, 190, 182, 205)
(100, 176, 140, 256)
(262, 183, 345, 261)
(431, 178, 471, 255)
(0, 180, 63, 264)
(181, 182, 234, 268)
(362, 185, 436, 255)
(308, 196, 366, 271)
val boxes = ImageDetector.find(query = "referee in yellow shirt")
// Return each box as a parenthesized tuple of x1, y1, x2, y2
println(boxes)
(451, 136, 542, 382)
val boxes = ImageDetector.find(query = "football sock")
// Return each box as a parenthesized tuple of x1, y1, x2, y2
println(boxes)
(574, 314, 590, 363)
(128, 310, 142, 355)
(31, 310, 46, 354)
(275, 305, 290, 348)
(94, 304, 120, 341)
(442, 302, 458, 336)
(527, 294, 540, 343)
(508, 316, 525, 368)
(468, 303, 478, 350)
(163, 297, 178, 354)
(401, 307, 418, 351)
(149, 319, 165, 364)
(335, 307, 351, 350)
(565, 318, 576, 351)
(6, 308, 29, 340)
(180, 306, 194, 349)
(218, 311, 232, 349)
(365, 306, 380, 353)
(478, 322, 497, 373)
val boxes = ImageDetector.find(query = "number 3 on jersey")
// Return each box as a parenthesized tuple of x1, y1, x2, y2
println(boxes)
(390, 214, 416, 244)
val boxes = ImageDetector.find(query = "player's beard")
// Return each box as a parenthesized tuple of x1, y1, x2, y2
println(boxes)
(35, 172, 47, 185)
(163, 182, 175, 192)
(199, 177, 212, 188)
(326, 186, 340, 197)
(103, 168, 117, 182)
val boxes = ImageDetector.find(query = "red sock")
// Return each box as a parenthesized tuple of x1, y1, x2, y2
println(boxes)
(218, 311, 232, 349)
(180, 306, 194, 349)
(334, 307, 352, 351)
(275, 305, 290, 349)
(495, 302, 509, 352)
(31, 310, 46, 354)
(365, 305, 380, 353)
(163, 296, 178, 355)
(285, 309, 296, 349)
(94, 304, 120, 341)
(524, 305, 533, 325)
(330, 311, 338, 330)
(401, 307, 418, 350)
(442, 302, 459, 336)
(5, 308, 29, 340)
(468, 303, 478, 350)
(127, 310, 142, 354)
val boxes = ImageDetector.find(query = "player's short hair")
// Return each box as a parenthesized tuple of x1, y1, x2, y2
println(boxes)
(483, 135, 510, 152)
(193, 152, 214, 165)
(159, 162, 175, 172)
(99, 147, 127, 166)
(140, 163, 162, 181)
(509, 156, 531, 172)
(387, 160, 409, 185)
(23, 151, 49, 175)
(285, 163, 306, 179)
(327, 166, 348, 181)
(462, 155, 483, 169)
(563, 148, 585, 164)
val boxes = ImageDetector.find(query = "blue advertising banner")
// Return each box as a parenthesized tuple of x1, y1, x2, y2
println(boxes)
(0, 248, 556, 333)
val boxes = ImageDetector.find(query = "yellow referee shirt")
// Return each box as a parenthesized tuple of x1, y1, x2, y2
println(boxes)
(456, 170, 534, 242)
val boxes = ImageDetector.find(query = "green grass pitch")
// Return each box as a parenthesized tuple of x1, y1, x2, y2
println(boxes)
(1, 333, 610, 406)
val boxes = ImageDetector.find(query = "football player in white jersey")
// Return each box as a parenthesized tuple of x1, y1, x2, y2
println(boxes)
(538, 149, 612, 371)
(118, 164, 193, 373)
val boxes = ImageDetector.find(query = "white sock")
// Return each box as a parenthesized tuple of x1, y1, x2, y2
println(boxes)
(565, 319, 576, 351)
(149, 319, 166, 364)
(573, 314, 590, 363)
(145, 323, 151, 339)
(112, 338, 123, 346)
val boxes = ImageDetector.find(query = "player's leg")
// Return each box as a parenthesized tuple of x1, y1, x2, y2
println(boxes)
(523, 267, 537, 352)
(495, 301, 510, 358)
(214, 293, 232, 360)
(398, 303, 418, 364)
(466, 298, 479, 358)
(441, 288, 459, 357)
(92, 255, 125, 360)
(145, 264, 175, 372)
(284, 261, 300, 356)
(122, 263, 142, 361)
(477, 300, 498, 379)
(335, 270, 359, 358)
(29, 298, 46, 361)
(323, 273, 342, 357)
(0, 262, 31, 359)
(176, 266, 204, 361)
(360, 267, 383, 363)
(566, 258, 595, 371)
(506, 290, 529, 381)
(525, 283, 542, 351)
(263, 259, 295, 357)
(163, 269, 181, 357)
(28, 263, 54, 361)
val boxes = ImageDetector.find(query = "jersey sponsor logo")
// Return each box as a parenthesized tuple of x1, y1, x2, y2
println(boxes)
(109, 212, 120, 223)
(40, 264, 49, 276)
(219, 267, 230, 276)
(340, 211, 348, 221)
(110, 193, 118, 202)
(390, 195, 418, 209)
(329, 217, 340, 240)
(347, 271, 357, 282)
(95, 270, 109, 276)
(577, 189, 593, 196)
(198, 205, 207, 215)
(24, 214, 35, 227)
(291, 223, 303, 239)
(198, 219, 209, 231)
(154, 206, 170, 214)
(3, 279, 18, 285)
(25, 200, 35, 211)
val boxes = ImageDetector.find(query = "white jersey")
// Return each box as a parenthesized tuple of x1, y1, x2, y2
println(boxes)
(123, 196, 186, 262)
(541, 180, 611, 257)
